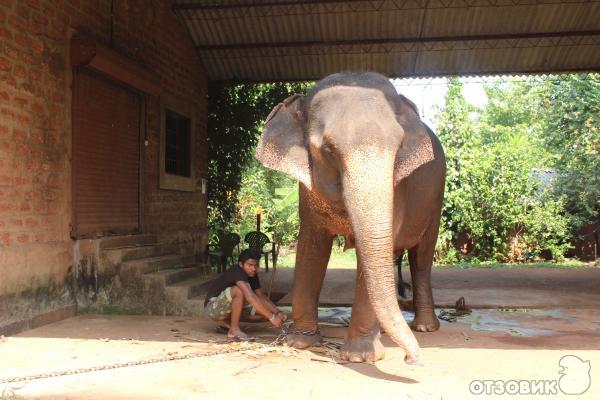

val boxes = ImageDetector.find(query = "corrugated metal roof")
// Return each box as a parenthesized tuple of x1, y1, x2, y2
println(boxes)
(171, 0, 600, 82)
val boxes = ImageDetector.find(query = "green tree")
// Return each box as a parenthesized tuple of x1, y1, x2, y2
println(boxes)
(207, 82, 312, 243)
(233, 159, 299, 245)
(436, 77, 570, 262)
(538, 74, 600, 232)
(435, 78, 479, 262)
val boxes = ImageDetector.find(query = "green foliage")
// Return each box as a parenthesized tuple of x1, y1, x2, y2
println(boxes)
(482, 78, 546, 130)
(269, 184, 300, 244)
(207, 82, 312, 243)
(232, 159, 300, 245)
(538, 74, 600, 232)
(518, 196, 571, 260)
(208, 76, 594, 262)
(436, 260, 594, 270)
(436, 78, 479, 150)
(436, 78, 572, 263)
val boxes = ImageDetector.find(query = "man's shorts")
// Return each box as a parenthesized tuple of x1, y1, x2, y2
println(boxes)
(204, 287, 256, 321)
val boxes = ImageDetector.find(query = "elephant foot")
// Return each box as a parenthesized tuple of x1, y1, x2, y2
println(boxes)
(410, 311, 440, 332)
(341, 332, 385, 363)
(285, 326, 323, 349)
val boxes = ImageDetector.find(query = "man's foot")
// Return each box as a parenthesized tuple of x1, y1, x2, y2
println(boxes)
(227, 328, 255, 342)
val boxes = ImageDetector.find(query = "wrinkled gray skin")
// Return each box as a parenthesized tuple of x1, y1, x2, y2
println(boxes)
(256, 72, 445, 364)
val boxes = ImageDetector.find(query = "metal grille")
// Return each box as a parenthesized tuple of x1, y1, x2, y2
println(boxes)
(165, 109, 191, 177)
(72, 68, 141, 238)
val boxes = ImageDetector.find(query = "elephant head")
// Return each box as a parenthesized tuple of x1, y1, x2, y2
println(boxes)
(256, 73, 435, 363)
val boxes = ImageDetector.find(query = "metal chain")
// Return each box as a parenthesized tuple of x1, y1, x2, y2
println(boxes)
(288, 325, 321, 337)
(0, 322, 321, 385)
(264, 320, 292, 347)
(0, 340, 269, 385)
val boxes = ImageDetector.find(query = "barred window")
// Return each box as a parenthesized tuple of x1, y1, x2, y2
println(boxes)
(165, 109, 191, 177)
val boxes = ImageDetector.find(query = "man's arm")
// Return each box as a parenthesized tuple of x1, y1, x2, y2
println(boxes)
(235, 281, 283, 326)
(254, 288, 281, 313)
(254, 288, 288, 321)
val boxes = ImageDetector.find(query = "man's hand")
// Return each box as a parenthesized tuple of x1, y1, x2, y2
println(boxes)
(276, 311, 288, 322)
(269, 312, 285, 327)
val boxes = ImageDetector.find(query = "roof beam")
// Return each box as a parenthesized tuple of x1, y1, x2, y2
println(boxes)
(173, 0, 382, 11)
(173, 0, 598, 12)
(211, 70, 600, 84)
(197, 30, 600, 51)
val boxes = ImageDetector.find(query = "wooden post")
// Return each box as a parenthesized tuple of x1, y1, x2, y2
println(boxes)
(256, 213, 261, 232)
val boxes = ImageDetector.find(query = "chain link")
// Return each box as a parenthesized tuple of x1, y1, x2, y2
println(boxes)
(287, 323, 321, 337)
(261, 320, 292, 347)
(0, 321, 327, 385)
(0, 339, 269, 385)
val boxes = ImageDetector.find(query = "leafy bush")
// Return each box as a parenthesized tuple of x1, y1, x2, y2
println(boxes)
(233, 160, 300, 245)
(207, 82, 312, 244)
(538, 74, 599, 233)
(517, 197, 571, 261)
(436, 78, 573, 263)
(209, 76, 595, 262)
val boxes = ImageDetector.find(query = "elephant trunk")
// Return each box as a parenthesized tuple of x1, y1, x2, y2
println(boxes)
(342, 149, 420, 364)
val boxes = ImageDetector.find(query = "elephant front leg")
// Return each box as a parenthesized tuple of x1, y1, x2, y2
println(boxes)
(286, 221, 333, 349)
(408, 228, 440, 332)
(341, 262, 385, 363)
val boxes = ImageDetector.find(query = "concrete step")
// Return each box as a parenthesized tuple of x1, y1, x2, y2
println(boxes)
(121, 254, 187, 275)
(167, 274, 217, 300)
(144, 266, 205, 286)
(103, 242, 180, 263)
(100, 234, 158, 250)
(174, 295, 206, 317)
(184, 262, 212, 276)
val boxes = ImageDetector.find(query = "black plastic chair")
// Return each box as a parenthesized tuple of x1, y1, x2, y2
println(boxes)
(244, 231, 277, 272)
(208, 232, 240, 273)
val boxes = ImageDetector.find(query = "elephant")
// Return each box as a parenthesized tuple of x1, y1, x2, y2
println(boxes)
(256, 72, 446, 364)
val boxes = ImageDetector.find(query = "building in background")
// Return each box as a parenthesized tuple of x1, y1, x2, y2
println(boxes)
(0, 0, 208, 334)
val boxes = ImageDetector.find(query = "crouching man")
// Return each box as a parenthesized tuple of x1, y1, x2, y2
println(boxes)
(204, 248, 287, 341)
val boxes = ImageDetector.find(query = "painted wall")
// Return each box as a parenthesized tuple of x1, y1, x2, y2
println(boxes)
(0, 0, 208, 318)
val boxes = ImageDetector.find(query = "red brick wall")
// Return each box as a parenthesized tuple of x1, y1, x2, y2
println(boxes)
(0, 0, 208, 297)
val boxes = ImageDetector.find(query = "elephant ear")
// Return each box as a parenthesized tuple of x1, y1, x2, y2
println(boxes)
(256, 94, 312, 190)
(393, 94, 436, 184)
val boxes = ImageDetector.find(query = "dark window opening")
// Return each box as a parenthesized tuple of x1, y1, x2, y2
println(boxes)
(165, 109, 191, 177)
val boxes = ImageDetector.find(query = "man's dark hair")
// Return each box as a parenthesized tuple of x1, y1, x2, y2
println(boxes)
(238, 248, 261, 264)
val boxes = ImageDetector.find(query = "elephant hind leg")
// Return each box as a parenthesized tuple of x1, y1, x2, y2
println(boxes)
(408, 226, 439, 332)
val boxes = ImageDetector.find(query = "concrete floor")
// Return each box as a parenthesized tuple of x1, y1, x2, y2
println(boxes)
(1, 267, 599, 399)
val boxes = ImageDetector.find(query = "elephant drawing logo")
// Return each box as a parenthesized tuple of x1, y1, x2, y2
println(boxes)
(558, 355, 591, 395)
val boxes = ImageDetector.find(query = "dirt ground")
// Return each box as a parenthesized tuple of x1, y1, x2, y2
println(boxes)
(1, 267, 599, 400)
